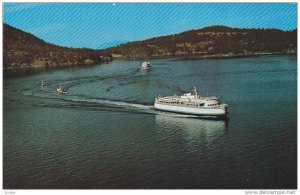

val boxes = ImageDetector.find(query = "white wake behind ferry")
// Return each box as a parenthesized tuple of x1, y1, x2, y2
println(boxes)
(154, 87, 228, 117)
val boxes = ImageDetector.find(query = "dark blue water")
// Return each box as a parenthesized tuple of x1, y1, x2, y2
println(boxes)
(3, 55, 297, 189)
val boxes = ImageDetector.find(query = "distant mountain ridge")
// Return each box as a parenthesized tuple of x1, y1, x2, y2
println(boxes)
(3, 23, 111, 76)
(103, 25, 297, 59)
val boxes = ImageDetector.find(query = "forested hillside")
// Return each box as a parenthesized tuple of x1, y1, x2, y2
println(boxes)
(3, 24, 297, 77)
(3, 23, 111, 72)
(103, 26, 297, 59)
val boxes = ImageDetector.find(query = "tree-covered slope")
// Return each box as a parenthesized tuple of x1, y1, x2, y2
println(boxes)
(3, 23, 111, 70)
(103, 25, 297, 59)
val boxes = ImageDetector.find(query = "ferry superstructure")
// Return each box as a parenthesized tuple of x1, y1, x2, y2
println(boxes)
(154, 87, 228, 117)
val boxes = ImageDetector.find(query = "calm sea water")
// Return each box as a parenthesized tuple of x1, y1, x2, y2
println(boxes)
(3, 55, 297, 189)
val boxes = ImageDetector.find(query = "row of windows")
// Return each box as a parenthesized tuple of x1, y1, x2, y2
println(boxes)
(156, 99, 222, 107)
(156, 100, 205, 107)
(207, 104, 220, 107)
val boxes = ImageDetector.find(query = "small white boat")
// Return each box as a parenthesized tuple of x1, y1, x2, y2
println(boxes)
(154, 86, 228, 117)
(57, 84, 67, 94)
(41, 80, 45, 87)
(140, 61, 151, 70)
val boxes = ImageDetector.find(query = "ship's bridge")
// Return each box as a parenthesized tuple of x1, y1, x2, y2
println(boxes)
(181, 93, 197, 99)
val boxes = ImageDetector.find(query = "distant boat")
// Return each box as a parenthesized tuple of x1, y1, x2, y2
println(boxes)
(139, 61, 151, 70)
(41, 80, 45, 87)
(154, 86, 228, 117)
(57, 84, 67, 94)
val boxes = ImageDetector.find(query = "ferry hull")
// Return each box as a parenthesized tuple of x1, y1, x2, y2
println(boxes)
(154, 102, 227, 116)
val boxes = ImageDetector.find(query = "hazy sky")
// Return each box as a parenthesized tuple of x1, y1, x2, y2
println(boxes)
(3, 3, 297, 49)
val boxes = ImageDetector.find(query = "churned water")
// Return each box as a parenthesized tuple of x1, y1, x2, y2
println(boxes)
(3, 55, 297, 189)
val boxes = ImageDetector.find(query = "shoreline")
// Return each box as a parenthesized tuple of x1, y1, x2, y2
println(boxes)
(3, 62, 110, 79)
(4, 53, 296, 79)
(122, 52, 295, 60)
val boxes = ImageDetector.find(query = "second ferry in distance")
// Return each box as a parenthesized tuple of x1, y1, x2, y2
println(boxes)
(139, 61, 151, 70)
(154, 86, 228, 117)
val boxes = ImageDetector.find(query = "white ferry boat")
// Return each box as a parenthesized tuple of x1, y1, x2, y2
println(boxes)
(154, 87, 227, 117)
(140, 61, 151, 70)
